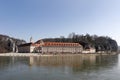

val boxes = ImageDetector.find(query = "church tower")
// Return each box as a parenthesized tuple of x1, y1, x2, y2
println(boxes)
(30, 36, 33, 43)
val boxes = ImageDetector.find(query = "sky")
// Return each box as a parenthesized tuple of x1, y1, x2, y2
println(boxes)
(0, 0, 120, 45)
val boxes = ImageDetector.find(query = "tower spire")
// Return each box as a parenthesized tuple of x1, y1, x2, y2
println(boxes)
(30, 36, 33, 43)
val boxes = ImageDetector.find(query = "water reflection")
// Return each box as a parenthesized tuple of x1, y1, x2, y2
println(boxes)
(0, 57, 29, 69)
(0, 54, 119, 80)
(28, 54, 118, 72)
(0, 54, 118, 70)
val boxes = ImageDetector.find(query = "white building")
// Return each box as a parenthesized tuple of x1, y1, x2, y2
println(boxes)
(40, 42, 83, 53)
(82, 48, 96, 53)
(18, 40, 83, 53)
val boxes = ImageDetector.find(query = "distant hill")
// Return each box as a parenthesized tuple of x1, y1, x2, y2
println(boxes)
(0, 34, 26, 53)
(43, 33, 118, 52)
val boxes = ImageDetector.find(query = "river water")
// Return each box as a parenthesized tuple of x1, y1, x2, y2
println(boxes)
(0, 54, 120, 80)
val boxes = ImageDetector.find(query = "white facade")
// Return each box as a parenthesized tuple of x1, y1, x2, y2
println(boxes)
(41, 46, 83, 53)
(82, 48, 96, 53)
(18, 42, 83, 53)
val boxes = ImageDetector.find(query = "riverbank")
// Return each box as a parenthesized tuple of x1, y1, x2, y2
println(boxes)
(0, 52, 118, 57)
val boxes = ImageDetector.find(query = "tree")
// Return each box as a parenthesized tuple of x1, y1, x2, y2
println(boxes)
(42, 33, 118, 52)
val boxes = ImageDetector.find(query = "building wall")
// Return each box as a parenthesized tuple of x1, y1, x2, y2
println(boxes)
(82, 48, 96, 53)
(42, 46, 83, 53)
(30, 46, 36, 53)
(18, 42, 83, 53)
(18, 46, 30, 53)
(18, 45, 36, 53)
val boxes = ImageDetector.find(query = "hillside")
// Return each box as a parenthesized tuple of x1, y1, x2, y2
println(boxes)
(0, 34, 26, 53)
(43, 33, 118, 52)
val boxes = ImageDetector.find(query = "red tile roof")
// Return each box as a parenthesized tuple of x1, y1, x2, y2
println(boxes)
(19, 41, 81, 47)
(42, 42, 81, 47)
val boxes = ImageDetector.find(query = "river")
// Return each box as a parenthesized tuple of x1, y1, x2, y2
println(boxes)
(0, 54, 119, 80)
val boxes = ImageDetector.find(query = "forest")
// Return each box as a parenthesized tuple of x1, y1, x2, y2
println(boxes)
(43, 33, 118, 52)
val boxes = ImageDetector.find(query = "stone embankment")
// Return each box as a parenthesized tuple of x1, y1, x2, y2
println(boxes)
(0, 52, 118, 57)
(0, 53, 40, 57)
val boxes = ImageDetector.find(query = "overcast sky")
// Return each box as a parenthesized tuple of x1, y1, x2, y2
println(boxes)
(0, 0, 120, 45)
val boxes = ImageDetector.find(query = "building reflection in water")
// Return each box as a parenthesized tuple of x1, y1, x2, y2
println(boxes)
(0, 54, 118, 73)
(29, 54, 118, 72)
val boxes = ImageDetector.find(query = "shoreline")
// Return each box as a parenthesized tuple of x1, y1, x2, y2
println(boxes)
(0, 52, 118, 57)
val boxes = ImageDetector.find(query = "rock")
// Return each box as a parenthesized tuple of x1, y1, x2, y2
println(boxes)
(0, 34, 26, 53)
